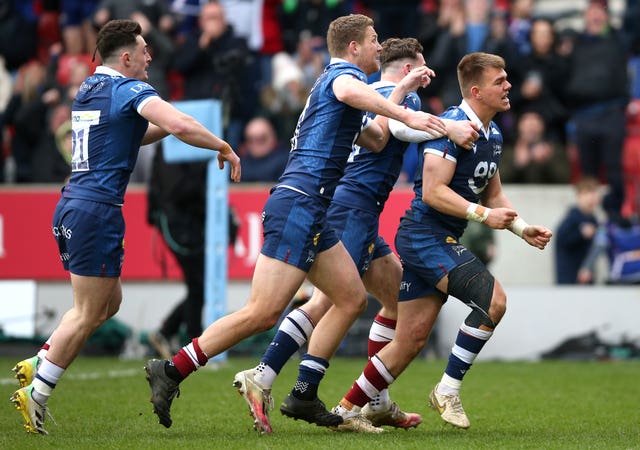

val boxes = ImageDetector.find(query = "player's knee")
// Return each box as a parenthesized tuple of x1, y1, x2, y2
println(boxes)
(396, 322, 430, 361)
(347, 292, 368, 316)
(257, 310, 283, 332)
(488, 285, 507, 325)
(449, 258, 497, 328)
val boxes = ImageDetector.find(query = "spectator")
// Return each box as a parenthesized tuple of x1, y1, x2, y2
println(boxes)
(359, 0, 421, 41)
(238, 116, 288, 183)
(93, 0, 176, 35)
(502, 110, 569, 184)
(295, 30, 329, 93)
(30, 103, 72, 183)
(426, 0, 520, 122)
(279, 0, 352, 53)
(261, 51, 308, 139)
(172, 1, 254, 148)
(0, 0, 38, 72)
(512, 17, 569, 142)
(59, 0, 100, 55)
(146, 149, 239, 358)
(508, 0, 535, 56)
(555, 176, 601, 284)
(578, 215, 640, 285)
(563, 0, 629, 219)
(622, 99, 640, 219)
(219, 0, 284, 89)
(2, 60, 49, 182)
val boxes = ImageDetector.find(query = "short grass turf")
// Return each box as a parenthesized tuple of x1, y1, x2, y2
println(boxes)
(1, 357, 638, 449)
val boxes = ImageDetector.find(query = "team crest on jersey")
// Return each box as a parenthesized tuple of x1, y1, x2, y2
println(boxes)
(493, 143, 502, 156)
(445, 236, 457, 244)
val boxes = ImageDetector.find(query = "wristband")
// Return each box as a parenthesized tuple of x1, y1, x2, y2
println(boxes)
(509, 217, 529, 238)
(466, 203, 490, 223)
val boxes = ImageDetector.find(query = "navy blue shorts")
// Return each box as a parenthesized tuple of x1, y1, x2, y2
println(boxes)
(52, 197, 125, 277)
(261, 188, 339, 272)
(395, 219, 474, 301)
(327, 203, 390, 275)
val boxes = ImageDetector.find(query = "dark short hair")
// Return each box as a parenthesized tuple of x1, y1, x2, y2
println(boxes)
(380, 38, 423, 68)
(95, 19, 142, 62)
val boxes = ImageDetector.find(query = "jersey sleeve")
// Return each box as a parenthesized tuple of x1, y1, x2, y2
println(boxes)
(117, 79, 160, 114)
(420, 106, 467, 161)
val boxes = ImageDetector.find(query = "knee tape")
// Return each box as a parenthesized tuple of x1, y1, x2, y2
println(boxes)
(447, 258, 496, 328)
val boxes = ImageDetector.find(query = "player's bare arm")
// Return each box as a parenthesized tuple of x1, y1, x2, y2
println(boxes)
(421, 153, 515, 227)
(387, 118, 479, 149)
(139, 98, 241, 182)
(480, 171, 552, 249)
(332, 75, 447, 137)
(355, 117, 386, 151)
(363, 66, 440, 150)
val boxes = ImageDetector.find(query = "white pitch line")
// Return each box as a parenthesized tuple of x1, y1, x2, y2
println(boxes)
(1, 368, 141, 386)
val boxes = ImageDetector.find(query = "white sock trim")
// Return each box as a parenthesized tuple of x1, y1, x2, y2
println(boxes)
(460, 323, 493, 340)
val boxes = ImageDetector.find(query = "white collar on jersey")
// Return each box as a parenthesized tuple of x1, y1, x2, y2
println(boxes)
(95, 65, 126, 78)
(329, 57, 349, 65)
(459, 100, 490, 140)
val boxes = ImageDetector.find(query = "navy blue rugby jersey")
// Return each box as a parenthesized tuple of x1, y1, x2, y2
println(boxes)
(331, 81, 421, 214)
(405, 100, 504, 237)
(63, 66, 159, 205)
(275, 60, 368, 204)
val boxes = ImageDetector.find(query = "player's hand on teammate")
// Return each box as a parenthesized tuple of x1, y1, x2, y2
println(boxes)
(445, 119, 480, 150)
(407, 110, 447, 138)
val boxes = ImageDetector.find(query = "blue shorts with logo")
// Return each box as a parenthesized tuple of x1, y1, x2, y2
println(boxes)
(395, 218, 474, 301)
(327, 203, 391, 276)
(52, 197, 125, 277)
(261, 188, 339, 272)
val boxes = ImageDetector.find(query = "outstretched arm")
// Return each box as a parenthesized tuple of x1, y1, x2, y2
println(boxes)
(139, 98, 241, 182)
(332, 70, 447, 137)
(389, 117, 480, 149)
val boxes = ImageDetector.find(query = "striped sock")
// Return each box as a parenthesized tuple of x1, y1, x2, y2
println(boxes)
(344, 354, 395, 408)
(169, 338, 208, 380)
(291, 354, 329, 401)
(367, 314, 396, 358)
(32, 358, 64, 405)
(439, 324, 492, 395)
(256, 308, 315, 388)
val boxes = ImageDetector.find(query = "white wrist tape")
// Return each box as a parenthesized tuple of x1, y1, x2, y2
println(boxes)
(466, 203, 490, 223)
(509, 217, 529, 238)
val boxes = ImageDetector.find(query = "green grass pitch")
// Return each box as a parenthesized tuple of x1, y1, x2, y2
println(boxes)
(1, 356, 638, 449)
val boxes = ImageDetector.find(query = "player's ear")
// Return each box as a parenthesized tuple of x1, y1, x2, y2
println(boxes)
(471, 85, 481, 100)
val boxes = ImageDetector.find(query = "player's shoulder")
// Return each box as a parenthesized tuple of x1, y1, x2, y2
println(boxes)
(440, 105, 467, 121)
(328, 61, 366, 82)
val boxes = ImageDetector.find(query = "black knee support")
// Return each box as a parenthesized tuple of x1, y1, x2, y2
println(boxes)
(447, 257, 496, 328)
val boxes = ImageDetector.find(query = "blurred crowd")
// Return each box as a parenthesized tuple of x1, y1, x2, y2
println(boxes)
(0, 0, 639, 220)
